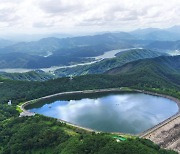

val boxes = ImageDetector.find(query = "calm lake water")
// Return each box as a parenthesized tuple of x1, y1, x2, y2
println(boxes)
(28, 92, 179, 134)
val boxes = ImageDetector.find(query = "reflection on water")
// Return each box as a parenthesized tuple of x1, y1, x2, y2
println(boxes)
(29, 93, 178, 134)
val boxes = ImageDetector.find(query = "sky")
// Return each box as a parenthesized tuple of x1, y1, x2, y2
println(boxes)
(0, 0, 180, 35)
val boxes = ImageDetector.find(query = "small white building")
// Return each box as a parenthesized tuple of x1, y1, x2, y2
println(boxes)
(69, 75, 73, 80)
(8, 100, 12, 105)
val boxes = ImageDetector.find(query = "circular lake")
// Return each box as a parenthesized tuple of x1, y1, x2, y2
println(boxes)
(27, 92, 179, 134)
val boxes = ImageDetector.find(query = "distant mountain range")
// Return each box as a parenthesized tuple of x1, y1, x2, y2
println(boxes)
(0, 52, 93, 69)
(0, 49, 166, 81)
(1, 55, 180, 92)
(1, 25, 180, 154)
(0, 33, 135, 68)
(0, 32, 134, 56)
(130, 25, 180, 41)
(146, 40, 180, 51)
(0, 39, 14, 48)
(0, 25, 179, 70)
(1, 25, 180, 56)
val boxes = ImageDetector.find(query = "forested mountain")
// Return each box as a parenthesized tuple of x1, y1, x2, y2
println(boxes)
(0, 33, 137, 68)
(0, 52, 40, 68)
(0, 48, 164, 70)
(0, 27, 180, 70)
(106, 55, 180, 86)
(54, 49, 165, 77)
(1, 0, 180, 152)
(0, 71, 55, 81)
(0, 32, 134, 56)
(0, 56, 179, 105)
(1, 114, 175, 154)
(0, 49, 165, 81)
(0, 37, 63, 56)
(1, 28, 180, 57)
(0, 56, 179, 154)
(0, 51, 93, 69)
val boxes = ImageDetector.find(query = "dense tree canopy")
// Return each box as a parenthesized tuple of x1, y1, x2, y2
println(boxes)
(0, 66, 179, 153)
(0, 115, 177, 154)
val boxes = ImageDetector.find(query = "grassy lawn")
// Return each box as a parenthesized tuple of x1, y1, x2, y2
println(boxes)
(62, 127, 79, 136)
(16, 102, 24, 113)
(120, 87, 134, 91)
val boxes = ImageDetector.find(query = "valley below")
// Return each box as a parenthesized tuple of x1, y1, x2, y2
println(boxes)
(0, 48, 137, 73)
(1, 27, 180, 154)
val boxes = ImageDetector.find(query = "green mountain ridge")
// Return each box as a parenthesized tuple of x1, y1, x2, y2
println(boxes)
(54, 49, 166, 77)
(0, 55, 179, 105)
(0, 49, 165, 81)
(0, 29, 179, 69)
(0, 71, 55, 81)
(0, 55, 179, 154)
(106, 55, 180, 86)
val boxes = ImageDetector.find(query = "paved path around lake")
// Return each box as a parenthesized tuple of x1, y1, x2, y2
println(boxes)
(19, 88, 180, 152)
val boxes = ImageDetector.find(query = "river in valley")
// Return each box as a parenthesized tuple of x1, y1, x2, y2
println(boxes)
(0, 48, 137, 73)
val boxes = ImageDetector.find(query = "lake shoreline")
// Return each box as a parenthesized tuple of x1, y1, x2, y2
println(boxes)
(19, 87, 180, 135)
(0, 48, 139, 73)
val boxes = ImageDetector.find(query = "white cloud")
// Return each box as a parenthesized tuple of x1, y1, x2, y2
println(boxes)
(0, 0, 179, 34)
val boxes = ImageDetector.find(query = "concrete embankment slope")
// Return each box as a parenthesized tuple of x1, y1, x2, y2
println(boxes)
(141, 115, 180, 153)
(137, 90, 180, 153)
